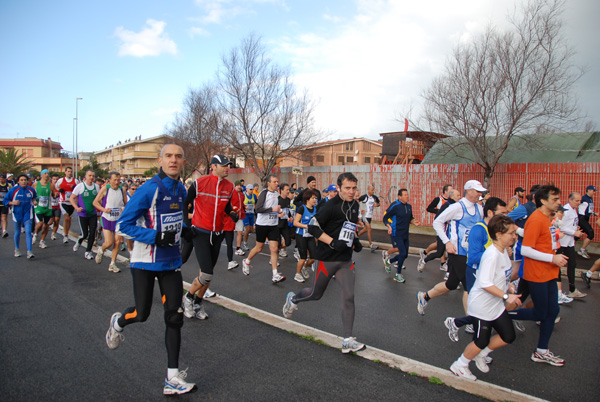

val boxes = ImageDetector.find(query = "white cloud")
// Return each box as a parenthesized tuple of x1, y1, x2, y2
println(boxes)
(188, 26, 211, 38)
(114, 19, 178, 57)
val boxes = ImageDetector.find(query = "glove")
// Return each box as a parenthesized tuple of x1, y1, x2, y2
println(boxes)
(353, 237, 363, 252)
(229, 211, 239, 223)
(155, 230, 177, 247)
(181, 226, 193, 243)
(58, 188, 65, 193)
(329, 239, 348, 252)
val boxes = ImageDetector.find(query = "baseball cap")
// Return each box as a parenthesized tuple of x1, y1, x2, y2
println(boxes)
(234, 180, 241, 186)
(326, 184, 337, 192)
(6, 173, 13, 177)
(586, 185, 597, 191)
(210, 154, 232, 166)
(515, 187, 525, 192)
(463, 180, 487, 192)
(247, 184, 254, 190)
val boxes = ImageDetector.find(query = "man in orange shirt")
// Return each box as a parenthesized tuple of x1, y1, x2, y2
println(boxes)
(508, 185, 568, 367)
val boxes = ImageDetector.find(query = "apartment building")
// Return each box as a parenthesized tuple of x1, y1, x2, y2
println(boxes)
(94, 134, 172, 176)
(279, 138, 382, 167)
(0, 137, 74, 172)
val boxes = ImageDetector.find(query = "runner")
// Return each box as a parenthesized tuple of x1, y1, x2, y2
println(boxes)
(507, 185, 568, 366)
(223, 180, 245, 270)
(294, 175, 322, 206)
(106, 143, 196, 395)
(55, 166, 78, 244)
(31, 169, 56, 249)
(357, 185, 380, 251)
(449, 215, 521, 381)
(182, 154, 237, 320)
(420, 185, 453, 262)
(277, 183, 293, 257)
(580, 257, 600, 288)
(242, 174, 286, 283)
(242, 184, 257, 252)
(507, 187, 526, 211)
(382, 188, 420, 283)
(0, 173, 12, 238)
(293, 189, 318, 283)
(6, 174, 37, 259)
(93, 171, 127, 273)
(577, 185, 596, 259)
(49, 173, 61, 240)
(70, 169, 100, 260)
(416, 180, 486, 316)
(232, 181, 247, 258)
(557, 192, 587, 298)
(124, 183, 137, 255)
(282, 172, 366, 354)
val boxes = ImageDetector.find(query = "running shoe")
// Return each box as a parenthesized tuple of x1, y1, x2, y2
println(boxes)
(473, 353, 490, 373)
(106, 312, 124, 350)
(182, 295, 194, 318)
(381, 250, 388, 267)
(84, 252, 94, 260)
(341, 337, 365, 354)
(31, 233, 37, 244)
(163, 369, 196, 395)
(370, 243, 377, 252)
(301, 266, 310, 279)
(2, 231, 9, 238)
(293, 249, 300, 261)
(51, 233, 57, 240)
(567, 289, 587, 298)
(417, 258, 426, 273)
(95, 250, 104, 264)
(384, 257, 392, 273)
(203, 289, 216, 298)
(38, 240, 47, 249)
(536, 316, 561, 325)
(558, 292, 573, 304)
(450, 362, 477, 381)
(194, 302, 208, 320)
(419, 249, 426, 260)
(444, 317, 459, 342)
(73, 241, 80, 252)
(120, 243, 126, 251)
(417, 291, 428, 315)
(108, 262, 121, 273)
(294, 273, 305, 283)
(444, 272, 449, 280)
(235, 249, 245, 256)
(242, 259, 251, 275)
(580, 271, 592, 288)
(27, 251, 35, 260)
(242, 243, 249, 252)
(63, 236, 69, 244)
(282, 291, 298, 318)
(441, 261, 448, 271)
(227, 261, 239, 270)
(279, 249, 287, 258)
(14, 249, 21, 257)
(272, 273, 286, 284)
(485, 356, 493, 364)
(513, 320, 526, 332)
(311, 262, 316, 272)
(393, 273, 405, 283)
(531, 350, 565, 367)
(464, 324, 474, 334)
(577, 248, 590, 259)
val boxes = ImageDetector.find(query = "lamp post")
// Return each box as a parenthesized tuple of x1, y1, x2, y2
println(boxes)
(72, 118, 76, 172)
(75, 97, 83, 177)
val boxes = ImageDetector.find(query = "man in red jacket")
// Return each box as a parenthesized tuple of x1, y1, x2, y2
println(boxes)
(182, 155, 238, 320)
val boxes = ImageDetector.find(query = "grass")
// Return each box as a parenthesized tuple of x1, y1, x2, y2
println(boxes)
(237, 312, 248, 317)
(428, 376, 444, 385)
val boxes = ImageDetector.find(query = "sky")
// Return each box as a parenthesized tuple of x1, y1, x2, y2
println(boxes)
(1, 0, 598, 154)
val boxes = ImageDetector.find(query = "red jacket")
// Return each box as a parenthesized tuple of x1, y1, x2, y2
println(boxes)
(224, 188, 245, 231)
(191, 175, 234, 232)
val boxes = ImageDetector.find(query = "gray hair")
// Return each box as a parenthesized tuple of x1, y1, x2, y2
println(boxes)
(159, 143, 185, 158)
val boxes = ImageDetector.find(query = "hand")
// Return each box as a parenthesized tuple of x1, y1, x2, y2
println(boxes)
(58, 188, 65, 193)
(387, 226, 392, 235)
(181, 226, 193, 242)
(155, 230, 177, 247)
(445, 242, 457, 255)
(329, 239, 348, 251)
(413, 220, 421, 226)
(76, 207, 84, 213)
(507, 246, 513, 258)
(552, 253, 568, 267)
(574, 230, 583, 238)
(272, 205, 281, 212)
(352, 237, 363, 252)
(506, 294, 522, 307)
(229, 211, 239, 223)
(11, 200, 20, 206)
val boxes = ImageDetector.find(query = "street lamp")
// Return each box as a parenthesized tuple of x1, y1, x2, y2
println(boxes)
(72, 118, 76, 172)
(75, 97, 83, 176)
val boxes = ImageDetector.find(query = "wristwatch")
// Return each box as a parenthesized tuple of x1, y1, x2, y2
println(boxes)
(502, 293, 509, 302)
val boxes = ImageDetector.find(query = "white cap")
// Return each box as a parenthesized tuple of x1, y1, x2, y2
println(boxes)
(464, 180, 487, 192)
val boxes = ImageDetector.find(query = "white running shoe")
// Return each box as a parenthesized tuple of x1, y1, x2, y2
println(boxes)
(441, 262, 448, 271)
(558, 292, 573, 304)
(272, 272, 286, 283)
(27, 251, 35, 259)
(370, 243, 377, 252)
(235, 248, 245, 256)
(227, 261, 239, 270)
(51, 233, 57, 240)
(444, 317, 459, 342)
(38, 240, 47, 249)
(84, 252, 94, 260)
(203, 289, 216, 298)
(182, 295, 194, 319)
(108, 262, 121, 273)
(293, 249, 300, 261)
(301, 266, 310, 279)
(531, 350, 565, 366)
(381, 250, 388, 266)
(464, 324, 474, 334)
(163, 369, 196, 395)
(95, 251, 104, 264)
(450, 362, 477, 381)
(417, 258, 426, 273)
(242, 259, 251, 275)
(567, 289, 587, 298)
(106, 312, 124, 350)
(241, 243, 249, 252)
(577, 248, 590, 259)
(419, 249, 426, 260)
(14, 249, 21, 258)
(279, 249, 287, 258)
(341, 337, 365, 354)
(31, 233, 37, 244)
(473, 353, 490, 373)
(73, 242, 80, 252)
(417, 291, 428, 315)
(294, 273, 305, 283)
(194, 302, 208, 320)
(282, 291, 298, 318)
(63, 236, 69, 244)
(2, 230, 9, 238)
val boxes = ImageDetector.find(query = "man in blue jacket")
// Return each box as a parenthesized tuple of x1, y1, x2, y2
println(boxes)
(105, 144, 196, 396)
(6, 174, 37, 259)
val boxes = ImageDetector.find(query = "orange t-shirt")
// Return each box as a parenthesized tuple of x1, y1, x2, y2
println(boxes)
(522, 209, 559, 283)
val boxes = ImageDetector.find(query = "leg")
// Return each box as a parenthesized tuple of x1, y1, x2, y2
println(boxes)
(13, 220, 22, 250)
(102, 229, 115, 253)
(333, 261, 357, 338)
(157, 269, 184, 369)
(86, 215, 98, 252)
(224, 231, 234, 262)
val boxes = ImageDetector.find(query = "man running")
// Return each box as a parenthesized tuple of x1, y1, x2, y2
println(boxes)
(49, 173, 61, 241)
(507, 187, 526, 211)
(93, 171, 127, 272)
(232, 181, 247, 258)
(558, 192, 586, 298)
(577, 185, 596, 259)
(507, 185, 568, 366)
(420, 184, 453, 263)
(417, 180, 486, 316)
(55, 166, 78, 244)
(242, 184, 257, 251)
(0, 173, 12, 238)
(32, 169, 55, 249)
(242, 174, 286, 283)
(6, 174, 37, 259)
(223, 180, 245, 270)
(106, 143, 195, 395)
(70, 169, 100, 260)
(283, 172, 366, 353)
(357, 185, 380, 251)
(294, 175, 322, 206)
(278, 183, 293, 257)
(182, 154, 237, 320)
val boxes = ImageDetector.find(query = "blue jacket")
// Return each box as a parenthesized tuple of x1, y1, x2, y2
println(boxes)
(6, 185, 37, 222)
(383, 201, 414, 238)
(466, 221, 491, 269)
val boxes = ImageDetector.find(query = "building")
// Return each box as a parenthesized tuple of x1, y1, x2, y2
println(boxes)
(379, 131, 448, 164)
(279, 138, 383, 167)
(94, 134, 172, 177)
(0, 137, 74, 172)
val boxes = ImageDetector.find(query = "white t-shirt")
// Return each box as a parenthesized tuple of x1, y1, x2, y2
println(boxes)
(467, 245, 512, 321)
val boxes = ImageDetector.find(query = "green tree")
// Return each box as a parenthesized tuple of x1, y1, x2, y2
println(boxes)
(78, 155, 108, 179)
(0, 148, 33, 176)
(144, 166, 159, 177)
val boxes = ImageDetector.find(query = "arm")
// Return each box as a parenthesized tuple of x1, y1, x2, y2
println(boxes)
(183, 183, 196, 223)
(382, 204, 396, 234)
(467, 225, 486, 267)
(507, 204, 527, 221)
(433, 203, 460, 245)
(70, 185, 83, 212)
(426, 197, 439, 215)
(373, 195, 380, 206)
(92, 186, 108, 213)
(293, 206, 305, 229)
(116, 184, 160, 244)
(507, 197, 517, 210)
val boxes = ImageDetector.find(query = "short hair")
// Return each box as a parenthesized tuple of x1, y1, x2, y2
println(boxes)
(16, 174, 28, 182)
(483, 197, 507, 217)
(535, 185, 561, 208)
(65, 166, 73, 171)
(448, 189, 458, 198)
(109, 171, 120, 179)
(488, 215, 515, 241)
(303, 189, 317, 205)
(266, 174, 278, 185)
(85, 169, 95, 176)
(397, 188, 408, 196)
(569, 192, 581, 200)
(280, 183, 289, 192)
(159, 143, 185, 158)
(336, 172, 358, 187)
(442, 184, 452, 194)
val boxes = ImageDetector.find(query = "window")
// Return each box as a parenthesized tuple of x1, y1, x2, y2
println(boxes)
(364, 156, 371, 164)
(346, 156, 353, 163)
(316, 155, 325, 162)
(374, 157, 381, 164)
(364, 142, 371, 151)
(338, 156, 345, 164)
(345, 142, 354, 151)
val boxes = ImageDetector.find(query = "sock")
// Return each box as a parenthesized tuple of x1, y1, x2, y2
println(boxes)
(236, 247, 240, 250)
(272, 269, 278, 276)
(113, 319, 123, 332)
(424, 292, 431, 301)
(536, 348, 548, 355)
(167, 368, 179, 380)
(186, 292, 194, 300)
(458, 354, 470, 367)
(194, 295, 202, 304)
(480, 347, 492, 357)
(587, 271, 592, 278)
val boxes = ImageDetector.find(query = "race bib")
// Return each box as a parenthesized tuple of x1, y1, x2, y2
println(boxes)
(0, 192, 6, 202)
(367, 204, 374, 214)
(65, 191, 72, 199)
(246, 203, 254, 214)
(338, 221, 357, 247)
(161, 212, 183, 244)
(51, 198, 59, 207)
(38, 196, 49, 208)
(461, 229, 471, 250)
(550, 226, 557, 250)
(110, 208, 122, 219)
(268, 212, 278, 221)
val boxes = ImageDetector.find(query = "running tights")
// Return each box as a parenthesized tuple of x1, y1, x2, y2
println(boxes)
(13, 219, 33, 252)
(77, 215, 97, 252)
(224, 230, 234, 262)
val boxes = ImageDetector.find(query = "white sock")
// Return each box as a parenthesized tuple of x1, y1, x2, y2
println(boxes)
(272, 269, 278, 276)
(167, 368, 179, 380)
(480, 347, 492, 357)
(586, 271, 592, 278)
(458, 354, 470, 367)
(536, 348, 548, 354)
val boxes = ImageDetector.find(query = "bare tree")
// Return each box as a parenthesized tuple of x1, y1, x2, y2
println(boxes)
(418, 0, 583, 188)
(168, 85, 225, 179)
(216, 33, 321, 184)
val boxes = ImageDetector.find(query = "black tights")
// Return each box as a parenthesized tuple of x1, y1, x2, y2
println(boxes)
(77, 215, 97, 252)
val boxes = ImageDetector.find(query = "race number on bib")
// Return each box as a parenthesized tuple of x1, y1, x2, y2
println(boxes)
(461, 229, 471, 250)
(38, 196, 50, 208)
(161, 212, 183, 244)
(550, 226, 557, 250)
(110, 208, 122, 219)
(246, 203, 254, 214)
(268, 212, 278, 221)
(338, 221, 357, 247)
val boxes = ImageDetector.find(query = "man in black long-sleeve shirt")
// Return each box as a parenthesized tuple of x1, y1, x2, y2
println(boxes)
(420, 184, 453, 268)
(294, 175, 321, 206)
